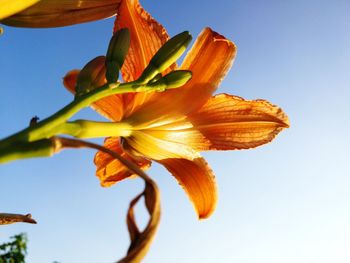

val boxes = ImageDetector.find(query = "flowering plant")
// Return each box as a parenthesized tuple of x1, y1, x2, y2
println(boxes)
(0, 0, 288, 261)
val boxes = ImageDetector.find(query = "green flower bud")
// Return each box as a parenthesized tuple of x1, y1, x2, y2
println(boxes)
(105, 28, 130, 83)
(76, 56, 106, 97)
(148, 70, 192, 91)
(138, 31, 192, 84)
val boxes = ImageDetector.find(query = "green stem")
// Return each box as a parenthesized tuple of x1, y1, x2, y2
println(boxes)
(0, 139, 57, 164)
(0, 81, 156, 147)
(0, 70, 191, 164)
(57, 120, 132, 138)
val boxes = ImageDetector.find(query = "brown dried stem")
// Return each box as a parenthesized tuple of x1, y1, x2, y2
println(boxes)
(54, 137, 160, 263)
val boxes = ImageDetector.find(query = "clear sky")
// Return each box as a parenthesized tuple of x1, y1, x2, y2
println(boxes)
(1, 0, 350, 262)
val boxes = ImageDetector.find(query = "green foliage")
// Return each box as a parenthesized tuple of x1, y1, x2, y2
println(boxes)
(0, 233, 27, 263)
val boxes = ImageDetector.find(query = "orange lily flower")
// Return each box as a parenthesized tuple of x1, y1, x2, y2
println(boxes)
(1, 0, 121, 28)
(64, 0, 289, 219)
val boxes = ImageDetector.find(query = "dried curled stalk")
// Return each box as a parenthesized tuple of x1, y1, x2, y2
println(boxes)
(55, 137, 160, 263)
(1, 136, 159, 262)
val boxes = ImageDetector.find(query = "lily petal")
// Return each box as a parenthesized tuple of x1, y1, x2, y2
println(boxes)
(158, 157, 217, 219)
(0, 0, 39, 20)
(114, 0, 170, 82)
(2, 0, 121, 28)
(125, 28, 237, 128)
(114, 0, 175, 117)
(122, 132, 217, 218)
(147, 94, 289, 151)
(188, 94, 289, 150)
(63, 69, 124, 122)
(94, 137, 151, 187)
(125, 131, 200, 161)
(179, 27, 236, 104)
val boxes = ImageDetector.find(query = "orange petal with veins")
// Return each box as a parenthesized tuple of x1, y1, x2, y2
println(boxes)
(147, 93, 289, 151)
(125, 28, 237, 128)
(158, 157, 217, 219)
(2, 0, 121, 28)
(188, 94, 289, 150)
(122, 132, 217, 219)
(114, 0, 175, 117)
(94, 137, 151, 187)
(63, 69, 124, 122)
(114, 0, 171, 82)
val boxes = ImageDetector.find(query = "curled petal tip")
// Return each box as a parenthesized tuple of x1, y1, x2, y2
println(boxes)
(0, 213, 37, 225)
(282, 116, 290, 128)
(204, 27, 225, 40)
(24, 214, 37, 224)
(204, 27, 236, 47)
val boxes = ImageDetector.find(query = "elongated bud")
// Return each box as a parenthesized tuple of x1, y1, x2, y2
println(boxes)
(106, 28, 130, 83)
(76, 56, 106, 97)
(138, 31, 192, 84)
(148, 70, 192, 91)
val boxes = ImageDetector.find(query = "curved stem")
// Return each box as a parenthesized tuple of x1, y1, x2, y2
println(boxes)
(55, 137, 152, 183)
(0, 138, 57, 164)
(0, 80, 159, 147)
(0, 80, 147, 163)
(52, 137, 160, 263)
(1, 82, 119, 145)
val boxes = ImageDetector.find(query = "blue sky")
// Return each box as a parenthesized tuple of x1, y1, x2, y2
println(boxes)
(1, 0, 350, 262)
